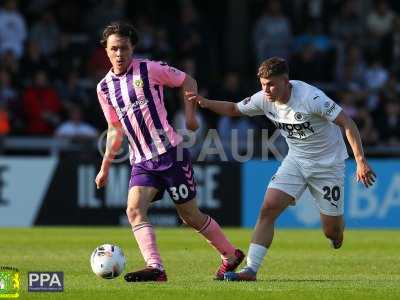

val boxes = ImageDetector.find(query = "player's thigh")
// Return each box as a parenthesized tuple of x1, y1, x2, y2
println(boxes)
(128, 163, 165, 206)
(307, 164, 345, 217)
(127, 186, 159, 212)
(267, 156, 307, 206)
(163, 148, 197, 204)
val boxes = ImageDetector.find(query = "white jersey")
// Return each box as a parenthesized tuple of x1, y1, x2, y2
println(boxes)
(237, 80, 348, 165)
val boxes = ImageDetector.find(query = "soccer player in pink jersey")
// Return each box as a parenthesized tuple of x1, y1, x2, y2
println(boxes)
(94, 22, 244, 282)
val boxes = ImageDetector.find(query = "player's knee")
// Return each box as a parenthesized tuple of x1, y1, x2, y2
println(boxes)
(126, 206, 145, 225)
(259, 203, 280, 223)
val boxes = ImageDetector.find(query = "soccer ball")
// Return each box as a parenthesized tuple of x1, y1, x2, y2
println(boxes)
(90, 244, 126, 279)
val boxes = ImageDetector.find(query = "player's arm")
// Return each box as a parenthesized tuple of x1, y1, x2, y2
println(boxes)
(186, 92, 243, 117)
(181, 74, 199, 131)
(96, 121, 124, 189)
(334, 111, 376, 187)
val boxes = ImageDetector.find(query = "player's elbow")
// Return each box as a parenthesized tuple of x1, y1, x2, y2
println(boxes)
(230, 104, 242, 117)
(182, 74, 197, 90)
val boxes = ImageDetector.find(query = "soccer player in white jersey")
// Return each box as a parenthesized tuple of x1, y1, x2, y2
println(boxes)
(187, 57, 376, 281)
(95, 22, 244, 282)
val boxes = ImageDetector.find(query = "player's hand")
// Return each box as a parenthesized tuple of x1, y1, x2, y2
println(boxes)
(95, 168, 109, 189)
(185, 92, 208, 108)
(355, 158, 376, 188)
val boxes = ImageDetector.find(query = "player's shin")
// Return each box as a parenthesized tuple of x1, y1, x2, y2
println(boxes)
(132, 222, 164, 271)
(197, 215, 236, 261)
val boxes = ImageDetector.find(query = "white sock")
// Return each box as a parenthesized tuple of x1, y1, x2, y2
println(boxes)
(246, 243, 267, 273)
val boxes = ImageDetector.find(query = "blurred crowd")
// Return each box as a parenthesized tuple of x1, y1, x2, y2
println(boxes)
(0, 0, 399, 152)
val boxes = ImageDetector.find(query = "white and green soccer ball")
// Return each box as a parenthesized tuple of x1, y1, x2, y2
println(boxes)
(90, 244, 126, 279)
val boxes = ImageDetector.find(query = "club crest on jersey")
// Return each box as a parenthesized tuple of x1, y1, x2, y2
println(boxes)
(294, 112, 304, 121)
(134, 79, 144, 88)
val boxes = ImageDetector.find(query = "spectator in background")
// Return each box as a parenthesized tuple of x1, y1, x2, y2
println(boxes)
(50, 33, 81, 78)
(330, 0, 363, 43)
(0, 105, 10, 135)
(177, 2, 202, 57)
(86, 45, 112, 82)
(336, 44, 367, 92)
(0, 0, 27, 58)
(381, 16, 400, 72)
(366, 0, 396, 49)
(56, 70, 90, 110)
(0, 69, 15, 136)
(84, 0, 126, 36)
(29, 11, 60, 56)
(377, 101, 400, 146)
(20, 40, 49, 86)
(253, 0, 292, 62)
(292, 23, 334, 81)
(289, 43, 324, 82)
(215, 72, 256, 159)
(177, 1, 215, 86)
(381, 73, 400, 102)
(364, 57, 389, 109)
(152, 28, 172, 61)
(134, 15, 156, 58)
(55, 105, 97, 139)
(23, 70, 62, 135)
(353, 107, 379, 146)
(0, 69, 17, 106)
(0, 68, 22, 134)
(0, 50, 19, 83)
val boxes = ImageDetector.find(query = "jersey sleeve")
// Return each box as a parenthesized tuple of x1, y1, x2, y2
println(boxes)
(308, 90, 342, 122)
(150, 61, 186, 88)
(237, 92, 265, 116)
(97, 84, 119, 124)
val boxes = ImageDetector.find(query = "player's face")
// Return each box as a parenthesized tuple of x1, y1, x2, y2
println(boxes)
(105, 34, 134, 75)
(260, 76, 288, 102)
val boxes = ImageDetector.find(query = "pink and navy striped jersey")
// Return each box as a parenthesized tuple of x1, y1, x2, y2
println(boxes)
(97, 58, 185, 164)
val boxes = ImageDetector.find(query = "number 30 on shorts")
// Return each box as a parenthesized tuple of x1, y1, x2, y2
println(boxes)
(322, 185, 341, 202)
(169, 184, 189, 200)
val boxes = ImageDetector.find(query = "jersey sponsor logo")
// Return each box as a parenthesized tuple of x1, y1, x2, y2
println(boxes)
(242, 97, 251, 105)
(117, 96, 149, 118)
(325, 103, 337, 116)
(272, 120, 315, 139)
(294, 112, 304, 121)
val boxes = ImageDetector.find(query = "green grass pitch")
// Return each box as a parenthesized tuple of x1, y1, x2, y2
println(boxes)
(1, 227, 399, 300)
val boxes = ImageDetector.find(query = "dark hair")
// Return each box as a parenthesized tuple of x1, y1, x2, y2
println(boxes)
(100, 21, 139, 48)
(257, 57, 289, 78)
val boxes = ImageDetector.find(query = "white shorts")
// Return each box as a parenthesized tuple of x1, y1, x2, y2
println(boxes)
(268, 156, 345, 216)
